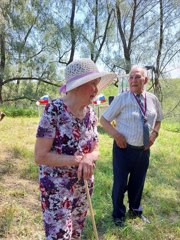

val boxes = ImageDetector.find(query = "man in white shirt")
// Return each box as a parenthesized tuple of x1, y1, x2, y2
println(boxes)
(100, 66, 163, 227)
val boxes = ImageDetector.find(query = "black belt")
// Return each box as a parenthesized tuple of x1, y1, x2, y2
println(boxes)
(127, 143, 144, 150)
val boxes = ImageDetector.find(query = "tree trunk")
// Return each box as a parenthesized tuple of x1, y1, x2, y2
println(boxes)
(0, 29, 5, 103)
(116, 1, 133, 73)
(154, 0, 163, 101)
(68, 0, 76, 64)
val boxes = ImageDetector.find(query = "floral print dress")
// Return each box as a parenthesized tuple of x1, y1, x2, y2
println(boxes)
(36, 98, 98, 240)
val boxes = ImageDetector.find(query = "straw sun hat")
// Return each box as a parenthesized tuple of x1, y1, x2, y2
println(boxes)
(60, 58, 117, 94)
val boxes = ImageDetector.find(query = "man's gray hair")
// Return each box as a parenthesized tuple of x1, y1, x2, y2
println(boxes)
(130, 65, 148, 78)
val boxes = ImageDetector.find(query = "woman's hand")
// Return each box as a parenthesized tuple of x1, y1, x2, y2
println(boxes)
(74, 155, 84, 166)
(77, 154, 95, 180)
(35, 138, 84, 167)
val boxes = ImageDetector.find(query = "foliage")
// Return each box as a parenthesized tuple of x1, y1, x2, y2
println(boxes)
(0, 77, 179, 121)
(1, 105, 38, 117)
(102, 83, 119, 99)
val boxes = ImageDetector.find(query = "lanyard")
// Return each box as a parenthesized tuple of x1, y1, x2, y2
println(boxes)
(133, 93, 147, 119)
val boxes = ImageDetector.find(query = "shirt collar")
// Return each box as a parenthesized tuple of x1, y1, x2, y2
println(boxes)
(135, 91, 146, 98)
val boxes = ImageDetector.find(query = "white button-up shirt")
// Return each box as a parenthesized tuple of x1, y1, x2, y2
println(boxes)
(102, 91, 163, 146)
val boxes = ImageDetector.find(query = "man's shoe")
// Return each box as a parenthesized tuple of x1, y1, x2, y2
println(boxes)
(128, 210, 150, 224)
(113, 217, 125, 227)
(139, 214, 151, 224)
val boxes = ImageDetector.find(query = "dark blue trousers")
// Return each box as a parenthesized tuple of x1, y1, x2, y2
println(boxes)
(112, 141, 150, 219)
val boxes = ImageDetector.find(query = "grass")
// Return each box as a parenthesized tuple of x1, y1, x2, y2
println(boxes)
(0, 117, 179, 240)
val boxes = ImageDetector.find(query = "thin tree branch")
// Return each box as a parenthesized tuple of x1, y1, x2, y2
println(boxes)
(3, 77, 60, 86)
(127, 0, 137, 50)
(164, 100, 180, 118)
(160, 39, 180, 69)
(161, 49, 180, 72)
(3, 96, 37, 102)
(94, 8, 114, 62)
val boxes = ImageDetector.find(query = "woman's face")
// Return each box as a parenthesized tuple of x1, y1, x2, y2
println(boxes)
(77, 78, 100, 104)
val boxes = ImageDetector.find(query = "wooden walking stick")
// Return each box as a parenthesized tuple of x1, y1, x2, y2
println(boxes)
(84, 180, 99, 240)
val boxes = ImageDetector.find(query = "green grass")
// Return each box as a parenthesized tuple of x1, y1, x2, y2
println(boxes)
(0, 117, 179, 239)
(0, 204, 15, 238)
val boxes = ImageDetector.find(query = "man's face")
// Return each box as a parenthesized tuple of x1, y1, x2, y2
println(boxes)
(128, 68, 147, 94)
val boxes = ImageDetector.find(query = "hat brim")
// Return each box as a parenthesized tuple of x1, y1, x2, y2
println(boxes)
(66, 72, 117, 93)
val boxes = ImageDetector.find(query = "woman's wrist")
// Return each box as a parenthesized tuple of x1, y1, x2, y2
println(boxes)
(74, 155, 83, 166)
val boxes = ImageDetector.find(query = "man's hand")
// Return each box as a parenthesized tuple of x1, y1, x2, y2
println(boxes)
(114, 132, 127, 148)
(144, 132, 157, 150)
(149, 132, 157, 147)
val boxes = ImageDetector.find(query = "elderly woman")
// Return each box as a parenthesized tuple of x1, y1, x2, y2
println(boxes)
(34, 58, 116, 239)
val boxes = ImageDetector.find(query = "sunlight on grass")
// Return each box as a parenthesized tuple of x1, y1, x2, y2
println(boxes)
(12, 145, 34, 159)
(9, 189, 27, 198)
(0, 117, 179, 240)
(0, 204, 15, 238)
(20, 162, 38, 180)
(8, 204, 44, 239)
(162, 121, 180, 133)
(0, 160, 15, 179)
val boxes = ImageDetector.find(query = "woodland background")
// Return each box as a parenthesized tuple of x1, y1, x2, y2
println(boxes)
(0, 0, 180, 113)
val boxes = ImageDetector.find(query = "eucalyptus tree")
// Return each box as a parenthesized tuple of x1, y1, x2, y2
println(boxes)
(79, 0, 115, 63)
(104, 0, 180, 100)
(0, 0, 93, 104)
(49, 0, 83, 65)
(0, 0, 8, 103)
(133, 0, 180, 101)
(0, 0, 61, 104)
(152, 0, 180, 100)
(1, 0, 179, 105)
(112, 0, 162, 74)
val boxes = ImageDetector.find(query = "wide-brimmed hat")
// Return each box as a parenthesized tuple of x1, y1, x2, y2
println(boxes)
(60, 58, 117, 93)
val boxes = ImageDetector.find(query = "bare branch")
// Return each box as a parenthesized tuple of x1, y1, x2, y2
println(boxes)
(3, 77, 60, 87)
(128, 0, 137, 50)
(26, 46, 47, 61)
(161, 49, 180, 72)
(94, 8, 114, 62)
(160, 39, 180, 69)
(132, 18, 159, 42)
(164, 100, 180, 118)
(3, 96, 37, 102)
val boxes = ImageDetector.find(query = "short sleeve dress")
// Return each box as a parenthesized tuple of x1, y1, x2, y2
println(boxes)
(36, 98, 98, 239)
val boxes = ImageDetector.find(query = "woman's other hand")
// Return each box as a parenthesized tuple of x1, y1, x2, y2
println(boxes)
(77, 154, 95, 180)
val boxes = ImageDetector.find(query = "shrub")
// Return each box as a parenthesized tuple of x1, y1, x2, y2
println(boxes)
(1, 106, 38, 117)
